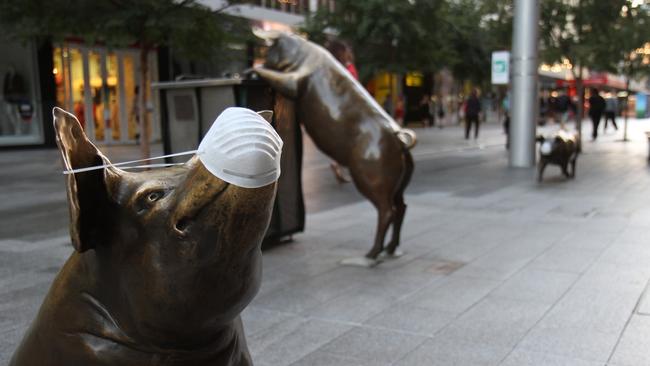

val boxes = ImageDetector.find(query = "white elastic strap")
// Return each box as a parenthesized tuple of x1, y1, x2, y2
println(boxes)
(63, 150, 199, 175)
(118, 163, 186, 170)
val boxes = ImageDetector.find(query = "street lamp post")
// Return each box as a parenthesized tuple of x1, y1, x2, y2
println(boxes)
(509, 0, 540, 168)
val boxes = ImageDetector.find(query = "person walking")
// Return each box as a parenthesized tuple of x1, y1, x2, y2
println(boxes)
(604, 93, 619, 132)
(502, 92, 511, 149)
(555, 89, 572, 129)
(588, 88, 606, 140)
(419, 95, 433, 127)
(464, 89, 481, 139)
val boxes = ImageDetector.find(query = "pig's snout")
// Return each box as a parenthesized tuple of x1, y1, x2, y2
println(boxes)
(170, 157, 230, 237)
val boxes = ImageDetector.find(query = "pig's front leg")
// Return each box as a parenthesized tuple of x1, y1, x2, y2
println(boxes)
(253, 68, 300, 99)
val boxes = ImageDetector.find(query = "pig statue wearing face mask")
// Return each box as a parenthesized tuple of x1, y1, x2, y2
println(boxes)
(536, 130, 580, 182)
(9, 107, 280, 366)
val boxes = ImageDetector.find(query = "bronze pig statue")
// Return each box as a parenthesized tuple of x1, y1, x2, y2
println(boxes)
(252, 30, 416, 266)
(537, 130, 580, 182)
(10, 107, 279, 366)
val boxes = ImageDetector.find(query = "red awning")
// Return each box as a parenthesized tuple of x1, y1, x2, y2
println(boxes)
(555, 74, 626, 90)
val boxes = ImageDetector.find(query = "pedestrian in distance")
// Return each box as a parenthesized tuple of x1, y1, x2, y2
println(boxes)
(604, 93, 619, 132)
(419, 95, 433, 127)
(437, 101, 445, 128)
(464, 89, 481, 139)
(555, 88, 573, 129)
(588, 88, 606, 140)
(502, 92, 510, 149)
(383, 91, 394, 117)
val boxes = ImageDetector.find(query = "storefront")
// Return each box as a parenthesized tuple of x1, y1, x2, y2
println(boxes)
(0, 38, 159, 148)
(52, 43, 158, 144)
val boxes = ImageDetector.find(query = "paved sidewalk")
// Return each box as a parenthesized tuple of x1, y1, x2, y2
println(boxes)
(2, 118, 650, 365)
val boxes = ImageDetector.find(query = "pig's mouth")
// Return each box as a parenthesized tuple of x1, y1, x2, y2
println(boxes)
(173, 183, 230, 237)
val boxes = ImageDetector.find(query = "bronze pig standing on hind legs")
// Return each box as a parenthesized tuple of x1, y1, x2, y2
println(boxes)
(10, 107, 282, 366)
(252, 30, 417, 267)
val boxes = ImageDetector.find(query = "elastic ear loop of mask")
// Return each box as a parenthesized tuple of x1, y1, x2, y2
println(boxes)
(63, 150, 200, 175)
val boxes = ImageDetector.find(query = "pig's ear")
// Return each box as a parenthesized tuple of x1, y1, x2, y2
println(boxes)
(257, 110, 273, 123)
(53, 107, 116, 253)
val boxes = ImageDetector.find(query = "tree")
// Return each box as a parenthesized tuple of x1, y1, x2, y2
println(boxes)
(303, 0, 449, 83)
(593, 2, 650, 140)
(540, 0, 628, 141)
(0, 0, 241, 159)
(442, 0, 513, 88)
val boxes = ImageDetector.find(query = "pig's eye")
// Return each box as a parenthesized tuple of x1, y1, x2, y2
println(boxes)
(147, 191, 165, 202)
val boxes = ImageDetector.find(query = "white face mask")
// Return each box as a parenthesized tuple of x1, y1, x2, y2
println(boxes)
(64, 107, 283, 189)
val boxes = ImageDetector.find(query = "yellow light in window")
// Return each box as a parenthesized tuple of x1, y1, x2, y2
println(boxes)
(405, 72, 423, 87)
(52, 67, 58, 75)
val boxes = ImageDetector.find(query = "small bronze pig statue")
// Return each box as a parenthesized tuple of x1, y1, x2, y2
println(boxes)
(537, 130, 580, 182)
(10, 107, 280, 366)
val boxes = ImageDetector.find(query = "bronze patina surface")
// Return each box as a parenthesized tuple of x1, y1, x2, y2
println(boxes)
(537, 131, 580, 182)
(253, 31, 415, 263)
(10, 108, 277, 366)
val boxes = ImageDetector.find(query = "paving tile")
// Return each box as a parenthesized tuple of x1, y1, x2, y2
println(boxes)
(609, 315, 650, 366)
(436, 297, 550, 348)
(393, 336, 511, 366)
(499, 349, 602, 366)
(598, 242, 650, 267)
(529, 245, 601, 274)
(364, 304, 456, 336)
(252, 270, 367, 314)
(488, 268, 578, 304)
(304, 288, 398, 323)
(518, 324, 620, 363)
(247, 315, 307, 357)
(289, 350, 376, 366)
(405, 275, 501, 314)
(241, 306, 300, 337)
(250, 318, 352, 366)
(538, 286, 638, 334)
(318, 326, 428, 365)
(573, 261, 650, 294)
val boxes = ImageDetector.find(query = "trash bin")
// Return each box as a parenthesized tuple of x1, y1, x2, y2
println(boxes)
(153, 78, 304, 248)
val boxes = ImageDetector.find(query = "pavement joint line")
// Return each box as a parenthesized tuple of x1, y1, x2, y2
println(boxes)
(606, 276, 650, 365)
(249, 305, 437, 339)
(634, 276, 650, 316)
(603, 270, 650, 364)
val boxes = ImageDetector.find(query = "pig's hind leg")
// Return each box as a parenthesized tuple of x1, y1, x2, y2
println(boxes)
(570, 155, 577, 178)
(385, 150, 414, 256)
(537, 160, 547, 182)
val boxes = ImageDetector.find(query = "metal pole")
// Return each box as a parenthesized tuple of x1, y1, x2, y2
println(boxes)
(509, 0, 540, 168)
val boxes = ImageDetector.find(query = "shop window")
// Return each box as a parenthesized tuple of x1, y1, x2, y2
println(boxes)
(0, 40, 42, 146)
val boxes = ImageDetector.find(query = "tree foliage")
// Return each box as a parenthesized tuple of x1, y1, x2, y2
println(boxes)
(597, 2, 650, 82)
(303, 0, 513, 87)
(0, 0, 246, 62)
(303, 0, 450, 83)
